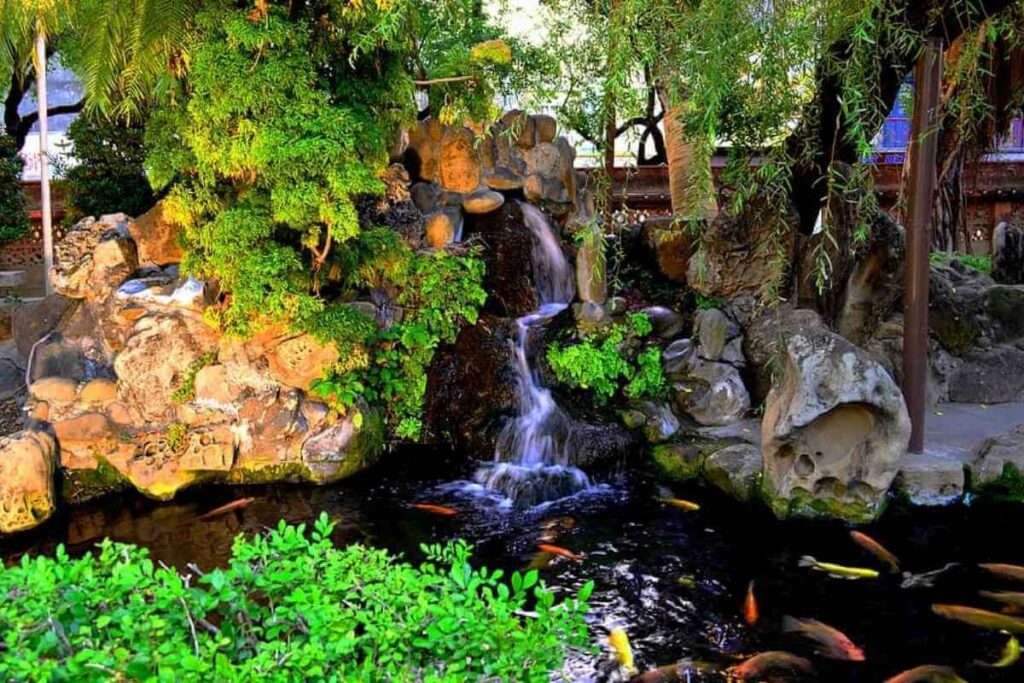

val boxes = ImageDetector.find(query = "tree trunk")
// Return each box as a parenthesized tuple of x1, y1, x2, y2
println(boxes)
(658, 88, 718, 221)
(35, 28, 54, 295)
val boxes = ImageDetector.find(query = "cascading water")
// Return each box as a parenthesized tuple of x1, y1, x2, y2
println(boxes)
(474, 202, 591, 506)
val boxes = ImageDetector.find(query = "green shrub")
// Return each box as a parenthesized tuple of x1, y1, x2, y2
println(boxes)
(929, 251, 992, 276)
(0, 133, 28, 244)
(547, 312, 666, 403)
(57, 113, 154, 225)
(0, 513, 592, 682)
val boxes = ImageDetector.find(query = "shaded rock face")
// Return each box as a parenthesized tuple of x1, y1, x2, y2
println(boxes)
(0, 431, 57, 533)
(688, 201, 798, 300)
(640, 216, 696, 284)
(993, 222, 1024, 285)
(894, 452, 965, 506)
(464, 202, 541, 317)
(971, 425, 1024, 491)
(668, 351, 750, 427)
(760, 311, 911, 523)
(128, 202, 183, 266)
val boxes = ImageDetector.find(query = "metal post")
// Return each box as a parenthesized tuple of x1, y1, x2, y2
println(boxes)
(902, 37, 944, 454)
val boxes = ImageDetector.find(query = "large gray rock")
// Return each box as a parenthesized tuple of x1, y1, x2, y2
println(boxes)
(992, 222, 1024, 285)
(970, 425, 1024, 490)
(705, 443, 763, 502)
(895, 451, 965, 506)
(669, 352, 750, 427)
(760, 311, 911, 523)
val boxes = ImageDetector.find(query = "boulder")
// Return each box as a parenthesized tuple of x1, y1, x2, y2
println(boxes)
(744, 307, 824, 405)
(410, 181, 442, 214)
(425, 208, 462, 248)
(128, 201, 183, 265)
(52, 412, 113, 443)
(79, 378, 117, 404)
(484, 168, 525, 191)
(970, 425, 1024, 492)
(114, 313, 219, 423)
(51, 215, 139, 301)
(894, 451, 965, 506)
(463, 201, 540, 317)
(641, 217, 696, 284)
(438, 127, 482, 193)
(11, 295, 77, 359)
(622, 401, 680, 443)
(688, 202, 797, 300)
(263, 331, 340, 392)
(297, 406, 385, 483)
(992, 222, 1024, 285)
(761, 314, 911, 523)
(947, 345, 1024, 404)
(576, 239, 607, 305)
(533, 114, 557, 143)
(404, 118, 444, 182)
(462, 189, 505, 215)
(29, 377, 78, 403)
(642, 306, 684, 340)
(669, 352, 750, 427)
(705, 443, 763, 502)
(28, 340, 87, 381)
(694, 308, 737, 361)
(0, 430, 57, 534)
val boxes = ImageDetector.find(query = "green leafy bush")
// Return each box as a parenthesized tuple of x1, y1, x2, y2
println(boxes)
(0, 513, 592, 682)
(547, 312, 666, 403)
(0, 133, 28, 244)
(57, 113, 154, 225)
(930, 251, 992, 275)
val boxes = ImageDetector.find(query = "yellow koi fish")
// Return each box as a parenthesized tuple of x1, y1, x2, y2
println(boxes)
(978, 634, 1020, 668)
(660, 498, 700, 511)
(799, 555, 880, 580)
(608, 627, 637, 676)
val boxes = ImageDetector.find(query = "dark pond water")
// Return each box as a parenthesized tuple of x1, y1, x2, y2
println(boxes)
(3, 447, 1022, 682)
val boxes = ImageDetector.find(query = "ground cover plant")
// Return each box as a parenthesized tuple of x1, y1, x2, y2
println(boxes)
(0, 514, 593, 682)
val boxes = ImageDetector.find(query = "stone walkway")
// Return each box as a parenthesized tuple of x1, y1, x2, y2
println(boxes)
(923, 401, 1024, 460)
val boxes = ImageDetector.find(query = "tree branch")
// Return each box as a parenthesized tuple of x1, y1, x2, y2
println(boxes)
(413, 75, 475, 87)
(15, 99, 86, 140)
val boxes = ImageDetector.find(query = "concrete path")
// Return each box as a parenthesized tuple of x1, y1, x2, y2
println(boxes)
(923, 401, 1024, 461)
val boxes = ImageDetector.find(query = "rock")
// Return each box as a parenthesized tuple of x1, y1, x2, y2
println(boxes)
(928, 260, 994, 355)
(193, 364, 242, 405)
(28, 340, 87, 382)
(688, 201, 797, 300)
(128, 201, 183, 265)
(523, 174, 544, 204)
(670, 352, 750, 426)
(947, 345, 1024, 403)
(425, 208, 462, 248)
(970, 425, 1024, 491)
(576, 239, 607, 305)
(264, 332, 340, 391)
(114, 313, 219, 423)
(51, 215, 139, 301)
(992, 222, 1024, 285)
(563, 420, 638, 469)
(533, 115, 557, 143)
(641, 216, 696, 284)
(652, 441, 707, 481)
(462, 189, 505, 215)
(642, 306, 684, 340)
(484, 168, 524, 191)
(705, 444, 763, 502)
(761, 316, 911, 523)
(11, 295, 77, 359)
(438, 127, 482, 193)
(298, 407, 385, 484)
(53, 412, 113, 443)
(463, 201, 540, 317)
(625, 401, 680, 443)
(29, 377, 78, 403)
(744, 307, 824, 404)
(410, 181, 442, 214)
(79, 378, 117, 404)
(524, 142, 561, 177)
(662, 338, 693, 374)
(501, 110, 536, 148)
(721, 337, 746, 367)
(694, 308, 736, 361)
(986, 285, 1024, 341)
(404, 118, 443, 182)
(0, 358, 21, 400)
(0, 430, 57, 533)
(895, 451, 965, 506)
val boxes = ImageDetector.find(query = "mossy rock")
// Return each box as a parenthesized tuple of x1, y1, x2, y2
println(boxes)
(651, 435, 739, 482)
(60, 460, 129, 504)
(760, 484, 886, 524)
(971, 462, 1024, 504)
(933, 318, 980, 355)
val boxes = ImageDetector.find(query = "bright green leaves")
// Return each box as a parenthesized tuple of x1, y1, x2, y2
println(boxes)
(547, 312, 667, 404)
(0, 515, 592, 681)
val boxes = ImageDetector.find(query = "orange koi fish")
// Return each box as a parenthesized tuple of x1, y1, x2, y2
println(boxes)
(850, 530, 900, 573)
(538, 543, 583, 563)
(979, 563, 1024, 582)
(782, 616, 865, 661)
(883, 664, 967, 683)
(744, 581, 759, 626)
(727, 651, 815, 680)
(931, 604, 1024, 633)
(410, 503, 459, 516)
(199, 497, 256, 521)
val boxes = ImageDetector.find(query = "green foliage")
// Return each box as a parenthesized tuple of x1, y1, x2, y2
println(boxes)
(0, 513, 592, 682)
(166, 422, 187, 452)
(56, 112, 155, 225)
(313, 230, 487, 440)
(930, 251, 992, 275)
(171, 352, 217, 404)
(0, 133, 28, 244)
(547, 312, 666, 404)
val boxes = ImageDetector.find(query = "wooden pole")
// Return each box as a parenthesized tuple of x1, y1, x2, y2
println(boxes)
(902, 37, 944, 454)
(35, 28, 54, 296)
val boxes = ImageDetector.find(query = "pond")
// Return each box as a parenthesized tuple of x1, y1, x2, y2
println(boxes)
(3, 447, 1022, 682)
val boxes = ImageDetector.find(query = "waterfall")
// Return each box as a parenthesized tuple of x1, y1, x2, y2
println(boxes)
(475, 202, 591, 505)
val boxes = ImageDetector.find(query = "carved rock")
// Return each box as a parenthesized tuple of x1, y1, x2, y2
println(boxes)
(0, 431, 57, 534)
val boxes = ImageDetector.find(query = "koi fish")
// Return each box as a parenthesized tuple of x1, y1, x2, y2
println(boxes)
(410, 503, 458, 516)
(631, 660, 722, 682)
(799, 555, 880, 580)
(726, 651, 815, 680)
(850, 530, 900, 573)
(538, 543, 583, 563)
(608, 627, 637, 676)
(901, 563, 960, 589)
(979, 563, 1024, 582)
(979, 590, 1024, 612)
(744, 581, 759, 626)
(660, 498, 700, 511)
(978, 634, 1020, 668)
(782, 616, 866, 661)
(676, 575, 697, 589)
(525, 551, 555, 571)
(931, 604, 1024, 633)
(198, 497, 256, 521)
(882, 664, 967, 683)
